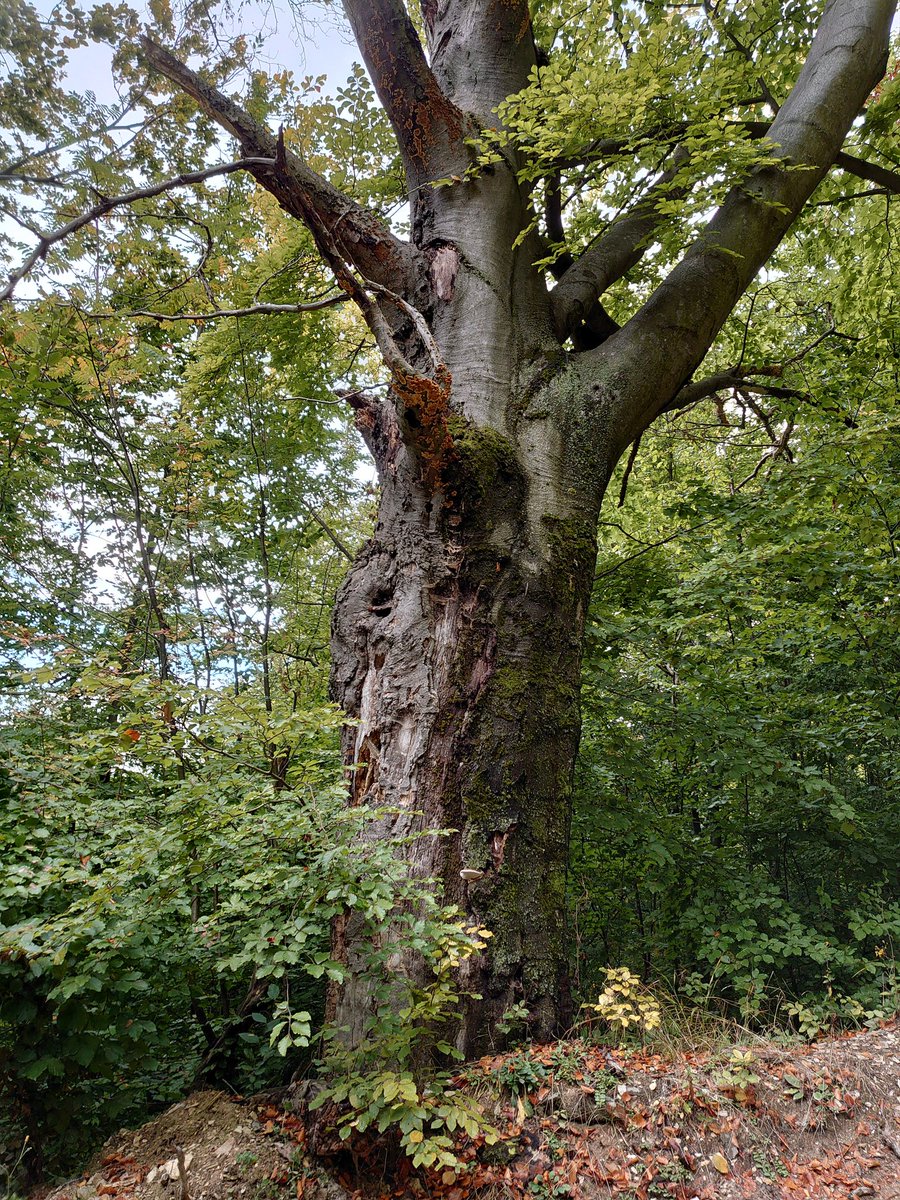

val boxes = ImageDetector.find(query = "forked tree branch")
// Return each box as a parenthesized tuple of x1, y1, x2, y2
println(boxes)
(662, 372, 805, 414)
(140, 36, 423, 292)
(551, 149, 688, 343)
(589, 0, 896, 454)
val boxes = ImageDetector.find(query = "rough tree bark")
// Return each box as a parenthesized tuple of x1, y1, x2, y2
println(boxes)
(138, 0, 894, 1055)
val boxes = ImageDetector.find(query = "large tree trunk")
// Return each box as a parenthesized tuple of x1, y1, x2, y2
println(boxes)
(327, 6, 611, 1050)
(139, 0, 895, 1059)
(330, 364, 609, 1055)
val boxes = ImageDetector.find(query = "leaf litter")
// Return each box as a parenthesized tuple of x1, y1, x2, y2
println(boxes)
(36, 1019, 899, 1200)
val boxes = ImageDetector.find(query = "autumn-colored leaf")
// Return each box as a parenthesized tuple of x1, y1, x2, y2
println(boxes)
(710, 1150, 730, 1174)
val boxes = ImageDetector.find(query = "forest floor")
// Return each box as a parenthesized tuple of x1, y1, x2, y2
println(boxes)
(41, 1018, 900, 1200)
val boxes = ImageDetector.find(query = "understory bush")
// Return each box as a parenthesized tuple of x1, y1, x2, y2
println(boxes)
(0, 660, 481, 1181)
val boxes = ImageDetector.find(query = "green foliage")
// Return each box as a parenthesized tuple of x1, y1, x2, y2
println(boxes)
(309, 923, 499, 1169)
(0, 0, 898, 1185)
(495, 999, 531, 1040)
(0, 660, 495, 1176)
(487, 1, 823, 280)
(494, 1049, 549, 1096)
(714, 1050, 760, 1096)
(0, 665, 339, 1161)
(575, 315, 900, 1027)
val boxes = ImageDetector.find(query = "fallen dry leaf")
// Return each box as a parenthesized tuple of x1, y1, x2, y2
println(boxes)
(710, 1150, 730, 1174)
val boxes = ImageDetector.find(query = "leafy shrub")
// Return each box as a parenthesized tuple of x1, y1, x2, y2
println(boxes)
(0, 660, 481, 1177)
(305, 922, 499, 1170)
(494, 1050, 549, 1096)
(583, 967, 661, 1043)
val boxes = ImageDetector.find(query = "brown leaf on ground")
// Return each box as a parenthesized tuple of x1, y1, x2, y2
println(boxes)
(36, 1020, 900, 1200)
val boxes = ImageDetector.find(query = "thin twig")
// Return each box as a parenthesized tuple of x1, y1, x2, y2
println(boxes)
(0, 157, 275, 303)
(78, 297, 347, 321)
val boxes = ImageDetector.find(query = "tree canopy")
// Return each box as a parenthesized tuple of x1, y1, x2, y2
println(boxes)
(0, 0, 898, 1183)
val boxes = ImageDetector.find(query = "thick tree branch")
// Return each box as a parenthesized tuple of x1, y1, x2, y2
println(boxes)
(551, 149, 688, 343)
(544, 174, 620, 348)
(591, 0, 895, 453)
(341, 0, 467, 185)
(835, 150, 900, 194)
(0, 158, 270, 304)
(140, 36, 422, 292)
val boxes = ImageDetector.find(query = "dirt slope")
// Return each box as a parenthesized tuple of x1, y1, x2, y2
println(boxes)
(42, 1020, 899, 1200)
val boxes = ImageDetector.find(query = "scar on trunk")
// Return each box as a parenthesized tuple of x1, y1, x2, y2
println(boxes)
(351, 733, 380, 804)
(430, 245, 459, 301)
(491, 828, 511, 870)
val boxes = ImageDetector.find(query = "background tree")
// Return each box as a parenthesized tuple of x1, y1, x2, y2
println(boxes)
(1, 0, 898, 1058)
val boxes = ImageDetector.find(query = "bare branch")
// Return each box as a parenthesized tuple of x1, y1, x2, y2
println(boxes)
(0, 158, 272, 304)
(662, 372, 804, 414)
(813, 187, 889, 207)
(595, 510, 730, 582)
(553, 119, 773, 172)
(140, 36, 422, 291)
(298, 500, 355, 562)
(835, 150, 900, 194)
(0, 172, 70, 188)
(0, 100, 147, 177)
(662, 308, 857, 414)
(80, 298, 347, 321)
(701, 1, 781, 114)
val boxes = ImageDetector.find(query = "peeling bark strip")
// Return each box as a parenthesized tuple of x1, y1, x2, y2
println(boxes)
(134, 0, 897, 1052)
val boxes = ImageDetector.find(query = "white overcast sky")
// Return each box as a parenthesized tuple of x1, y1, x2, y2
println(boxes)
(37, 0, 363, 103)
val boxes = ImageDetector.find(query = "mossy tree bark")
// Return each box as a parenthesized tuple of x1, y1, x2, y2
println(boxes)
(331, 360, 610, 1054)
(141, 0, 895, 1052)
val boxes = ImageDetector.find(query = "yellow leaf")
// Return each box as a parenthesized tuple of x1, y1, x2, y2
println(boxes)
(710, 1151, 730, 1175)
(407, 1130, 423, 1144)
